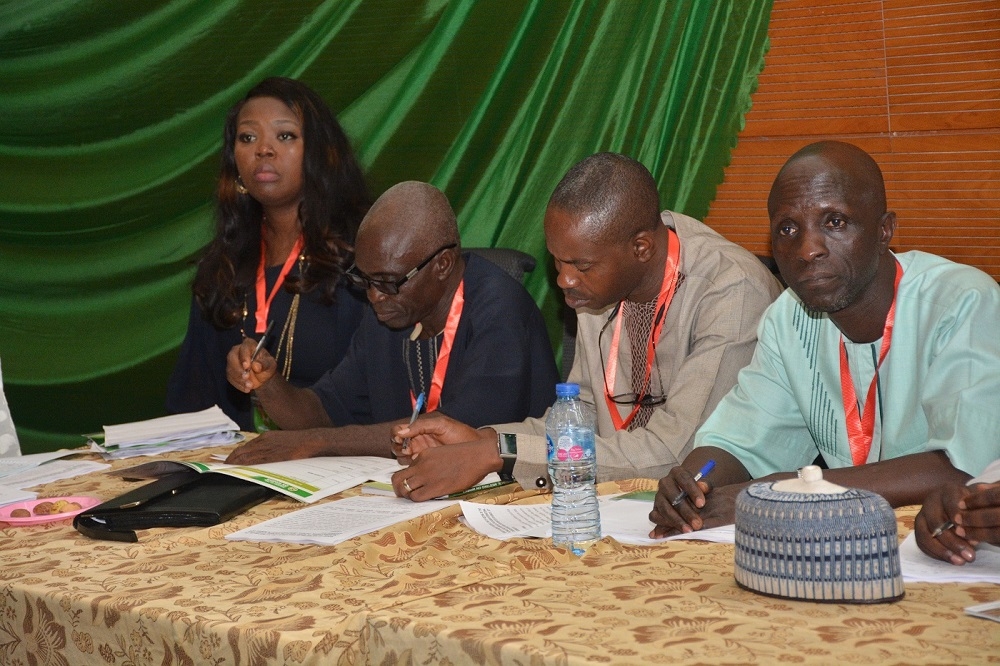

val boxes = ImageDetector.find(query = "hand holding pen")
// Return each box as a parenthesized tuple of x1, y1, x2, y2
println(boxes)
(226, 321, 277, 393)
(672, 459, 715, 506)
(648, 458, 717, 539)
(399, 392, 426, 455)
(249, 320, 274, 366)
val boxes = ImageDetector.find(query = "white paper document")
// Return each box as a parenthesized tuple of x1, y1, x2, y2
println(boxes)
(459, 501, 552, 539)
(90, 406, 243, 458)
(899, 531, 1000, 584)
(0, 484, 37, 506)
(600, 497, 736, 545)
(92, 431, 243, 460)
(0, 450, 83, 479)
(0, 460, 110, 490)
(458, 495, 737, 545)
(102, 406, 239, 448)
(226, 495, 457, 545)
(117, 456, 402, 504)
(181, 456, 402, 503)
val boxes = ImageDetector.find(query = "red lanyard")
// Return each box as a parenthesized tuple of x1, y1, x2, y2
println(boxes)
(604, 229, 681, 431)
(254, 234, 304, 334)
(839, 258, 903, 465)
(411, 279, 465, 412)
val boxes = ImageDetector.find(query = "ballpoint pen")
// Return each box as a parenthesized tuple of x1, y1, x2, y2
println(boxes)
(671, 459, 716, 507)
(249, 320, 274, 365)
(400, 392, 426, 453)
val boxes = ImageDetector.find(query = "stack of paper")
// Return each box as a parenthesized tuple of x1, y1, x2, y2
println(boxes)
(0, 450, 109, 491)
(89, 406, 242, 460)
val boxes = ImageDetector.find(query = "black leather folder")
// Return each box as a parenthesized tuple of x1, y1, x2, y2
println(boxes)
(74, 470, 276, 542)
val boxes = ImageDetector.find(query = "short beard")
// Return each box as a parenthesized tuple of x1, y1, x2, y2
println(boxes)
(803, 294, 852, 315)
(800, 265, 878, 316)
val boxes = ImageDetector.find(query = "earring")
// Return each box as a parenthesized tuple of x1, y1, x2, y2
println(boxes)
(235, 176, 249, 195)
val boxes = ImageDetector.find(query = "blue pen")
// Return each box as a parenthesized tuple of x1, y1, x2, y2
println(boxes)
(400, 392, 426, 453)
(671, 459, 716, 507)
(409, 392, 426, 425)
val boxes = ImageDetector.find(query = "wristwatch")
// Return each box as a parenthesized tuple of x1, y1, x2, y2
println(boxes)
(497, 432, 517, 482)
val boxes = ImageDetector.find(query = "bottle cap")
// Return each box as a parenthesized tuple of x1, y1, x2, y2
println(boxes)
(555, 383, 580, 397)
(771, 465, 848, 494)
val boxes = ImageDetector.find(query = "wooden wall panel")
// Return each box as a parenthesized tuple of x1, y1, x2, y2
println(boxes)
(705, 0, 1000, 280)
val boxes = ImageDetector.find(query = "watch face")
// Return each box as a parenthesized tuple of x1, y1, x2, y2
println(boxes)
(499, 433, 518, 456)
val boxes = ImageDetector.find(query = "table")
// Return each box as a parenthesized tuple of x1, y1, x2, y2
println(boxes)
(0, 446, 997, 665)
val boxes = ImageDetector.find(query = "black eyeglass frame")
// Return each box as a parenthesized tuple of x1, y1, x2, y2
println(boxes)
(346, 243, 458, 295)
(597, 303, 668, 408)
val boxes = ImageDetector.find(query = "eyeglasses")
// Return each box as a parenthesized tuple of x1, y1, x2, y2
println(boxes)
(597, 303, 667, 408)
(346, 243, 457, 296)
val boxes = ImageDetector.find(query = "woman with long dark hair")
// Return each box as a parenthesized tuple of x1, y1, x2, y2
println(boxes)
(167, 77, 370, 430)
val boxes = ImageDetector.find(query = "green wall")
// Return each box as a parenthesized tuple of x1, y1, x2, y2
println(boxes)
(0, 0, 772, 451)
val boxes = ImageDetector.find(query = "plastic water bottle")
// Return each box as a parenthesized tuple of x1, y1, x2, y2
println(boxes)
(546, 382, 600, 555)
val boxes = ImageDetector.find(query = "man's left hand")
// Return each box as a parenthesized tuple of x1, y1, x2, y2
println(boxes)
(392, 439, 500, 501)
(226, 430, 329, 465)
(957, 481, 1000, 546)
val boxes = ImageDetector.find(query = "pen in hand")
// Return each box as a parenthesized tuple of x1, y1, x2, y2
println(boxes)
(930, 520, 955, 538)
(400, 392, 426, 454)
(249, 320, 274, 365)
(671, 459, 716, 507)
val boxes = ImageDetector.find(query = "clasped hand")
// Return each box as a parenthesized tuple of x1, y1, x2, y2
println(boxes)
(388, 413, 500, 501)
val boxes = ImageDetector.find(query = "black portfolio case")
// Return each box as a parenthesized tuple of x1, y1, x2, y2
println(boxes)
(74, 470, 276, 542)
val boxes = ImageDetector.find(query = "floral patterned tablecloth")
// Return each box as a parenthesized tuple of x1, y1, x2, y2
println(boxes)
(0, 446, 997, 666)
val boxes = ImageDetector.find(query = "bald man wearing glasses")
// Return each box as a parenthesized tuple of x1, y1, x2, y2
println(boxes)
(224, 181, 558, 464)
(391, 153, 782, 500)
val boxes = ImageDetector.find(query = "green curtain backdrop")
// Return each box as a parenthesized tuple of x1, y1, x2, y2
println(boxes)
(0, 0, 772, 452)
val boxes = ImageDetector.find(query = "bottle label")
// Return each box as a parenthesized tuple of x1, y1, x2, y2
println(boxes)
(547, 429, 595, 463)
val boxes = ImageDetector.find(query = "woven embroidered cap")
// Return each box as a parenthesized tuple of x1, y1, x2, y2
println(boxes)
(733, 465, 904, 603)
